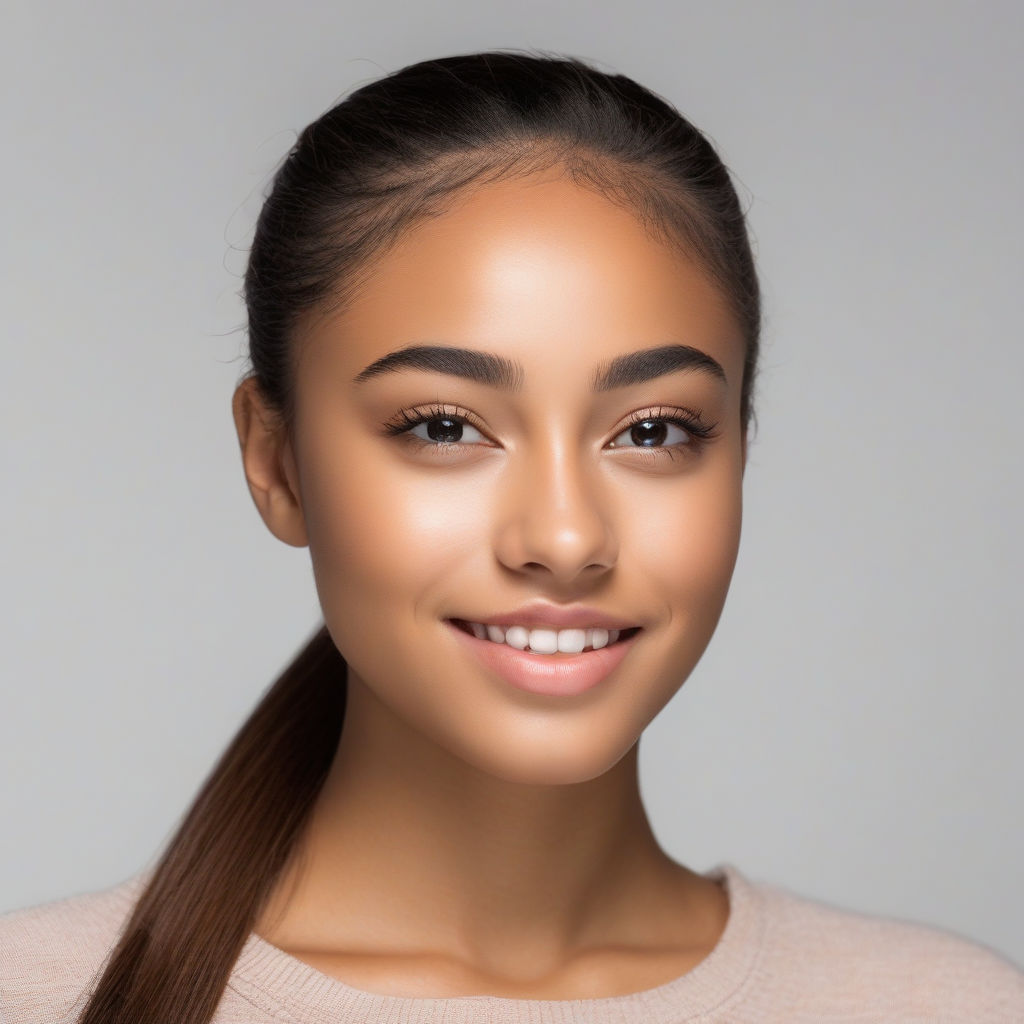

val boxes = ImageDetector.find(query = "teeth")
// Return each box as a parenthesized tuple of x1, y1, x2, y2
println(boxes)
(463, 622, 625, 654)
(505, 626, 529, 650)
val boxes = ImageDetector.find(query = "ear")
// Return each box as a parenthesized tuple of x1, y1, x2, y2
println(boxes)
(231, 377, 309, 548)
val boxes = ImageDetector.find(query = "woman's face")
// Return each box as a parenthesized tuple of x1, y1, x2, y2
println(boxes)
(278, 168, 746, 785)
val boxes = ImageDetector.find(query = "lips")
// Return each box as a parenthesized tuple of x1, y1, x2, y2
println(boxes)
(451, 600, 640, 632)
(445, 618, 642, 697)
(450, 614, 638, 647)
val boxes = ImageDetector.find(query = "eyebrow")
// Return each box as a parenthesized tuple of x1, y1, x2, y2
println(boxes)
(351, 343, 727, 391)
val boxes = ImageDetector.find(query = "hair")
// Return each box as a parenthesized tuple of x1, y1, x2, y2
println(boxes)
(76, 49, 761, 1023)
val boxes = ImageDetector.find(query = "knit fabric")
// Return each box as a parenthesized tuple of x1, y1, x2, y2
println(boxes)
(2, 864, 1022, 1023)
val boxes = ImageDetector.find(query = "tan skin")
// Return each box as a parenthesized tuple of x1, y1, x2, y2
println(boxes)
(232, 165, 747, 999)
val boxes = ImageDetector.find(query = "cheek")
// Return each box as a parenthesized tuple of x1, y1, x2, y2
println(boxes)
(298, 445, 490, 640)
(615, 458, 743, 732)
(643, 456, 741, 565)
(632, 457, 743, 621)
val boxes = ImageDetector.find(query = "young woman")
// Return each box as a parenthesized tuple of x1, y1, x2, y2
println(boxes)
(3, 50, 1022, 1024)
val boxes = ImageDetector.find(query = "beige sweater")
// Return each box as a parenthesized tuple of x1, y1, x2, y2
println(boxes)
(2, 863, 1023, 1023)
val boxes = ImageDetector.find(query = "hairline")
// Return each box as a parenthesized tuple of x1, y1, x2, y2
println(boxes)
(285, 142, 745, 420)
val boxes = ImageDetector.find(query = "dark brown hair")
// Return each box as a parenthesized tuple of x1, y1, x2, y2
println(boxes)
(76, 49, 760, 1023)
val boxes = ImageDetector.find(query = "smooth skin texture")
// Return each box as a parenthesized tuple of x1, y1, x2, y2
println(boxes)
(232, 166, 747, 998)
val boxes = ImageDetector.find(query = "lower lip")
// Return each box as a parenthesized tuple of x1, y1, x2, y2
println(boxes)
(445, 620, 640, 697)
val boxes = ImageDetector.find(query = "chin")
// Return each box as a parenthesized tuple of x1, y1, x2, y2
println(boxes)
(445, 725, 638, 788)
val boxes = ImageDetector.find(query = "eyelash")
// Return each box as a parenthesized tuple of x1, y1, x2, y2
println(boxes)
(381, 403, 719, 460)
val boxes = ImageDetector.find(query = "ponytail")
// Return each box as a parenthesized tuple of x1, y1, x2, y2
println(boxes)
(75, 625, 345, 1024)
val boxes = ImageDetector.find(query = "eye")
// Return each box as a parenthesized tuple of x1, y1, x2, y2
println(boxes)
(409, 414, 486, 446)
(382, 404, 492, 450)
(609, 417, 692, 449)
(607, 407, 717, 454)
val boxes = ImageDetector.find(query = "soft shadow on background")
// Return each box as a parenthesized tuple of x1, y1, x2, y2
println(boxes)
(2, 0, 1021, 966)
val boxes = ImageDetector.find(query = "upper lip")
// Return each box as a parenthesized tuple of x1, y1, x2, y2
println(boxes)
(450, 601, 640, 631)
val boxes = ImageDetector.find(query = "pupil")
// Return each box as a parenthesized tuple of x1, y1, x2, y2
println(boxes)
(631, 420, 667, 447)
(427, 417, 462, 443)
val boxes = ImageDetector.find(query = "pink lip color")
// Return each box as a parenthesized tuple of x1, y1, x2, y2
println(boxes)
(445, 620, 639, 697)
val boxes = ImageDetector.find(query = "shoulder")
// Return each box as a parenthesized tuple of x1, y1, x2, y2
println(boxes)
(0, 872, 149, 1024)
(736, 868, 1024, 1022)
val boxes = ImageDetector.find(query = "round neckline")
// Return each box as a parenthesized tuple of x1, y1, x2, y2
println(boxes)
(229, 862, 765, 1023)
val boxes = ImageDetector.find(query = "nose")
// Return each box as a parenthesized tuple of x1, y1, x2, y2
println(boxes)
(492, 442, 618, 585)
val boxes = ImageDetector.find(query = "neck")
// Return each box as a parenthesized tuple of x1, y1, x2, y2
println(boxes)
(256, 672, 716, 974)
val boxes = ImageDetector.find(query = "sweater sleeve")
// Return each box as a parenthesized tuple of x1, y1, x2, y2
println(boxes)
(0, 878, 143, 1024)
(747, 879, 1024, 1023)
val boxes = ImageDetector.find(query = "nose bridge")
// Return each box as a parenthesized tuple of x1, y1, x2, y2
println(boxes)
(495, 429, 617, 582)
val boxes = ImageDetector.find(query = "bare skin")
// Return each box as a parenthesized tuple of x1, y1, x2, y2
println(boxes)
(233, 165, 746, 998)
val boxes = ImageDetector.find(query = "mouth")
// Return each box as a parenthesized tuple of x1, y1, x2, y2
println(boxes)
(444, 617, 643, 697)
(447, 618, 642, 654)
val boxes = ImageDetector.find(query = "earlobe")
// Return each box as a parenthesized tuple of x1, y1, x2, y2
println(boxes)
(231, 378, 309, 548)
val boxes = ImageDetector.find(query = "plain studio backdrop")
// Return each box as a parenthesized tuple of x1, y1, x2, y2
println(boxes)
(2, 0, 1021, 968)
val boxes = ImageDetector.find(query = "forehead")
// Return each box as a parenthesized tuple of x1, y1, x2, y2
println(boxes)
(299, 169, 745, 399)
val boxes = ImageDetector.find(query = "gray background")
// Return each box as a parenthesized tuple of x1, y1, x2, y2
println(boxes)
(2, 0, 1021, 967)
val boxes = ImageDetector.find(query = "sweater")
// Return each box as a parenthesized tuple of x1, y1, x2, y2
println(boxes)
(2, 864, 1023, 1023)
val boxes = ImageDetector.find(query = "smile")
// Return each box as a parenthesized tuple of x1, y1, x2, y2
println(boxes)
(446, 619, 643, 697)
(450, 618, 641, 655)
